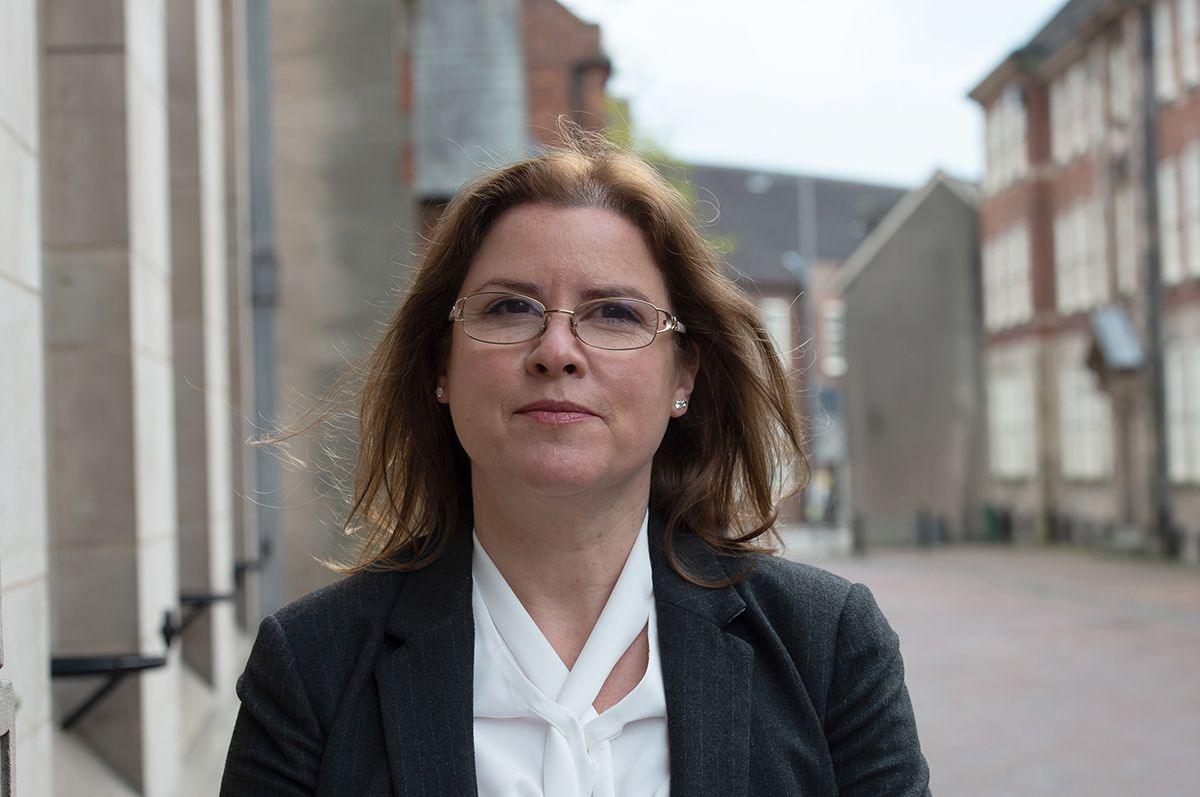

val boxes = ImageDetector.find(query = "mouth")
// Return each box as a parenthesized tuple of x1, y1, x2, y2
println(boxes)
(514, 400, 598, 425)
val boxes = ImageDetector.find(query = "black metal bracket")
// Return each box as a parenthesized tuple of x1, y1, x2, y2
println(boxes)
(161, 592, 237, 648)
(234, 538, 273, 587)
(50, 655, 168, 730)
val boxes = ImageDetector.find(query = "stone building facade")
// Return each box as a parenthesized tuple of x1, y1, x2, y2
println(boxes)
(970, 0, 1200, 560)
(0, 0, 416, 793)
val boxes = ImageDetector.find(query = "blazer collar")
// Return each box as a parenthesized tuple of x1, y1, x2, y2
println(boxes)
(648, 515, 754, 796)
(374, 513, 753, 796)
(375, 526, 477, 796)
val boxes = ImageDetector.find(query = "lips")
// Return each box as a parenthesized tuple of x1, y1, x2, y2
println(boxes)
(514, 399, 598, 424)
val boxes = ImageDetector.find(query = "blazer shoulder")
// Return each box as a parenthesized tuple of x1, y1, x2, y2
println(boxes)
(270, 568, 407, 661)
(736, 553, 855, 625)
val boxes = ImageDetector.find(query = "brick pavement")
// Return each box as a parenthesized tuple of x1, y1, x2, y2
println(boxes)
(781, 536, 1200, 797)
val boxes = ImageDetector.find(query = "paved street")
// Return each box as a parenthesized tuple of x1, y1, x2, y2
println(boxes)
(782, 533, 1200, 797)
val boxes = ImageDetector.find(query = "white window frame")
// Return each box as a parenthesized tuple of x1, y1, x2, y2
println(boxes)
(1183, 140, 1200, 279)
(1159, 157, 1184, 284)
(988, 366, 1037, 479)
(983, 224, 1032, 331)
(1051, 60, 1099, 164)
(984, 87, 1028, 193)
(1165, 337, 1200, 483)
(1180, 0, 1199, 87)
(1109, 36, 1133, 123)
(1115, 184, 1138, 294)
(1058, 363, 1114, 480)
(1156, 0, 1180, 102)
(1055, 198, 1110, 314)
(758, 296, 793, 370)
(820, 300, 847, 377)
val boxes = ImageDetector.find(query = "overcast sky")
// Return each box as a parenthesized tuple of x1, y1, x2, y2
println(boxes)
(558, 0, 1066, 187)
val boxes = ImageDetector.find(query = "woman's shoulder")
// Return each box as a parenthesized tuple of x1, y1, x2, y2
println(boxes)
(734, 553, 897, 652)
(737, 552, 854, 615)
(265, 568, 408, 661)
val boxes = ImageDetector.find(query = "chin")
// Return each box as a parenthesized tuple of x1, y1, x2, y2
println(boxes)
(512, 456, 605, 497)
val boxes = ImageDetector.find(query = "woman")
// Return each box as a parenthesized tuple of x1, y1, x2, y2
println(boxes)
(220, 137, 931, 796)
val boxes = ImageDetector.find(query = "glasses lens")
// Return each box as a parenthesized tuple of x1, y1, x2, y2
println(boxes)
(574, 298, 659, 350)
(460, 292, 544, 343)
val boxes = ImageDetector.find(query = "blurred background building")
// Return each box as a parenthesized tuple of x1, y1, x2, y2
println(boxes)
(969, 0, 1200, 560)
(839, 173, 983, 546)
(681, 165, 906, 526)
(1, 0, 1198, 794)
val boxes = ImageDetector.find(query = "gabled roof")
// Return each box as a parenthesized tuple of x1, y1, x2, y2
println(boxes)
(968, 0, 1123, 103)
(836, 171, 979, 293)
(684, 164, 906, 286)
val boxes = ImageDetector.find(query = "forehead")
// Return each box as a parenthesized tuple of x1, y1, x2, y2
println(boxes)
(462, 204, 668, 301)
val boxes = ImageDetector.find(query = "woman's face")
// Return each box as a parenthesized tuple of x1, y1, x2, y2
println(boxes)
(439, 203, 697, 500)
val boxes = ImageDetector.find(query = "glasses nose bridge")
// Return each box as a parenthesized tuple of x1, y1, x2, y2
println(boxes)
(539, 306, 580, 338)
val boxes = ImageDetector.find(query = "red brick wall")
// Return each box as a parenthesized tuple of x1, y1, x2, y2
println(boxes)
(1159, 88, 1200, 158)
(521, 0, 611, 145)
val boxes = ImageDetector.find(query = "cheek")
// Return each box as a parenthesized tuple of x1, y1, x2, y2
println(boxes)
(606, 355, 678, 416)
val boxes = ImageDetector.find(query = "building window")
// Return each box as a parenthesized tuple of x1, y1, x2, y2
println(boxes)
(984, 86, 1028, 193)
(1158, 157, 1184, 283)
(983, 224, 1032, 330)
(1051, 60, 1096, 163)
(1058, 362, 1114, 479)
(1165, 337, 1200, 483)
(1180, 0, 1199, 87)
(988, 366, 1037, 479)
(1054, 198, 1110, 314)
(1115, 184, 1138, 294)
(1183, 139, 1200, 279)
(1155, 0, 1179, 101)
(820, 300, 847, 377)
(1109, 36, 1134, 123)
(758, 297, 793, 370)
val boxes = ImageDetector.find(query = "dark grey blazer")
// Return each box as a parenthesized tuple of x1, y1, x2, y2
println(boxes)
(220, 516, 931, 795)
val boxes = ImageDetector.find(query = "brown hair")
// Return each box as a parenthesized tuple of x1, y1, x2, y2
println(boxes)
(337, 134, 808, 584)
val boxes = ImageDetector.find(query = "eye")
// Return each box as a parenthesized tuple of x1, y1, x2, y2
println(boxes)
(585, 300, 651, 325)
(484, 296, 539, 316)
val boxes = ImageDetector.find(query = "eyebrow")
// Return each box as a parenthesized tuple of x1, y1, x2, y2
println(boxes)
(471, 278, 656, 305)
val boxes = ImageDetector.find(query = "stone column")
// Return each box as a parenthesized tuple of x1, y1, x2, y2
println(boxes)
(41, 0, 181, 793)
(0, 0, 53, 793)
(167, 0, 239, 751)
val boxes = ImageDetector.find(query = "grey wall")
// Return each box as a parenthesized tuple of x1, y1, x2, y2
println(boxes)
(843, 180, 983, 545)
(413, 0, 528, 198)
(271, 0, 416, 604)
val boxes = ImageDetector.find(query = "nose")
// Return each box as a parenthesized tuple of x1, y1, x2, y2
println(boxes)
(525, 310, 586, 377)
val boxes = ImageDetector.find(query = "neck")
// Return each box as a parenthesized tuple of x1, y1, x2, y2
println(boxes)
(471, 471, 650, 661)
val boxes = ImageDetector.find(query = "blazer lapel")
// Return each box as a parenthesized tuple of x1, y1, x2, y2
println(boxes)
(650, 517, 754, 796)
(375, 529, 478, 797)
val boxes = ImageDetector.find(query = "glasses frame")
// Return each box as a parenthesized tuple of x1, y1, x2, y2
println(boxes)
(448, 291, 688, 351)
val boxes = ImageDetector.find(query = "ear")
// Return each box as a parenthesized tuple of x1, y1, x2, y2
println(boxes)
(672, 342, 699, 410)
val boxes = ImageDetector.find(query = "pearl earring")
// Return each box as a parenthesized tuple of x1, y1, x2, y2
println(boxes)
(435, 386, 445, 399)
(673, 398, 688, 411)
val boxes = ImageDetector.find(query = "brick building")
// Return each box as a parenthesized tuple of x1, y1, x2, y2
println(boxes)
(969, 0, 1200, 560)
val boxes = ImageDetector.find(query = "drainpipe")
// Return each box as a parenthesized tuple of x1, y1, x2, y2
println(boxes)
(246, 0, 284, 608)
(1137, 1, 1177, 557)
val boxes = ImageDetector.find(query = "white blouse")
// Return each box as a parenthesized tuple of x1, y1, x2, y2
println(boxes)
(471, 513, 671, 797)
